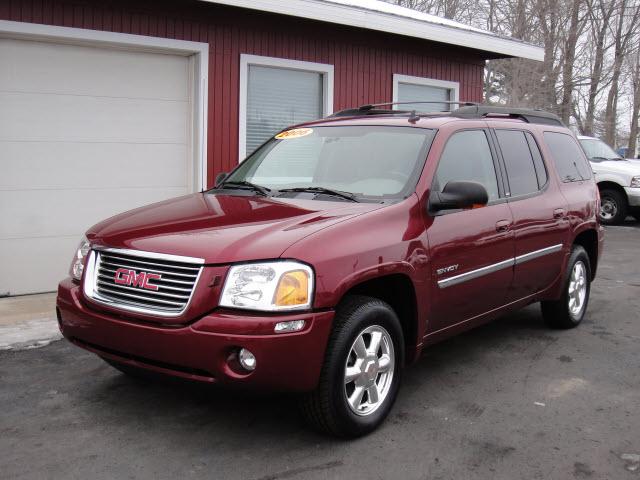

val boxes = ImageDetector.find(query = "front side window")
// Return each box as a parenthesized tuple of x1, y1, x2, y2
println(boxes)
(544, 132, 592, 182)
(495, 130, 540, 196)
(433, 130, 500, 201)
(224, 126, 435, 201)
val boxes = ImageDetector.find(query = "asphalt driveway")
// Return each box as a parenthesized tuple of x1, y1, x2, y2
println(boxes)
(1, 224, 639, 480)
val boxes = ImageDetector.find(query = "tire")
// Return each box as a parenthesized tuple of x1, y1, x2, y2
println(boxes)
(599, 188, 627, 225)
(300, 295, 404, 437)
(541, 245, 591, 329)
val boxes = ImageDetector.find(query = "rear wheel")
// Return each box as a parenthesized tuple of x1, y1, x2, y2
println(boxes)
(300, 295, 404, 437)
(541, 245, 591, 329)
(599, 189, 627, 225)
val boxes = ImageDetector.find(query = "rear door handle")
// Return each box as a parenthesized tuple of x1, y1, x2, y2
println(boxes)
(495, 220, 511, 233)
(553, 208, 566, 219)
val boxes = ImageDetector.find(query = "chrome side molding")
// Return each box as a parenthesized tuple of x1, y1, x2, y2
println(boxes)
(514, 244, 563, 265)
(437, 258, 514, 289)
(437, 244, 564, 289)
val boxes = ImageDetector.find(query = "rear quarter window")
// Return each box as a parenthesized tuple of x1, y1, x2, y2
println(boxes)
(543, 132, 592, 182)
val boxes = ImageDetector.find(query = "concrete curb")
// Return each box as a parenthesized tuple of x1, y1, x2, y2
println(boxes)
(0, 293, 62, 351)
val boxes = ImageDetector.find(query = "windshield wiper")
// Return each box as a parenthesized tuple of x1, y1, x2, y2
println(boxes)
(218, 180, 271, 196)
(277, 187, 359, 202)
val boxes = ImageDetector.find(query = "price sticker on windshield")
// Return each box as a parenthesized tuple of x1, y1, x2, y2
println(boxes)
(275, 128, 313, 140)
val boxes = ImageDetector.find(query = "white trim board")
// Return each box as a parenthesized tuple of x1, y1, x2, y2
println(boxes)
(201, 0, 544, 61)
(238, 54, 334, 161)
(392, 74, 460, 109)
(0, 20, 209, 191)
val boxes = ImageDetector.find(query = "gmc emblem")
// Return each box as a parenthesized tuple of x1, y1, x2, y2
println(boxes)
(114, 268, 162, 291)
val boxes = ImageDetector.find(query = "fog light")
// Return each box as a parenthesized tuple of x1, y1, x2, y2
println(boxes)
(274, 320, 305, 333)
(238, 348, 256, 371)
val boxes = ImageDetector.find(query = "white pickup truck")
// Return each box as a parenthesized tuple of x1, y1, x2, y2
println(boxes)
(578, 135, 640, 225)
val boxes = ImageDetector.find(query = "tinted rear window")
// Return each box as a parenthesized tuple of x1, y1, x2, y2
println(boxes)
(543, 132, 592, 182)
(495, 130, 539, 196)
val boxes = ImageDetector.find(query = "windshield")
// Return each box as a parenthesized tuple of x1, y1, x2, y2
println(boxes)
(222, 125, 435, 201)
(579, 138, 624, 162)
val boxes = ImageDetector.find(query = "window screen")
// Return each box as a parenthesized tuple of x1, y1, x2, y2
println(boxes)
(246, 65, 324, 157)
(495, 130, 539, 196)
(396, 82, 452, 112)
(543, 132, 592, 182)
(434, 130, 500, 201)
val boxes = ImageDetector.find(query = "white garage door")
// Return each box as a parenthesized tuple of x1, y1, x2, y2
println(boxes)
(0, 38, 195, 296)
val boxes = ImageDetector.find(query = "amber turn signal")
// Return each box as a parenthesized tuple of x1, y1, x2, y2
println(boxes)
(274, 270, 309, 306)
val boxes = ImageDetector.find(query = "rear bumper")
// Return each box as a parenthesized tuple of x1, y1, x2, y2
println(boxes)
(56, 278, 334, 392)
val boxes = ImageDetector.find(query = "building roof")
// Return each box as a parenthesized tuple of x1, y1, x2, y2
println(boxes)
(201, 0, 544, 61)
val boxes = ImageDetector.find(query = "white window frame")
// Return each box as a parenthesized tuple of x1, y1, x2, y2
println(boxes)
(392, 74, 460, 110)
(0, 19, 209, 191)
(238, 54, 334, 161)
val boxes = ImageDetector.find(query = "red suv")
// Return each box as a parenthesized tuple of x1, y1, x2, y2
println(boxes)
(57, 104, 603, 437)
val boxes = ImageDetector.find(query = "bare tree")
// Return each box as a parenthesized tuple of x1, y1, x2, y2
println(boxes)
(386, 0, 640, 146)
(560, 0, 587, 124)
(579, 0, 617, 135)
(629, 47, 640, 156)
(603, 0, 640, 146)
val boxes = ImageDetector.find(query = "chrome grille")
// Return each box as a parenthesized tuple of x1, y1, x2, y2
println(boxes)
(86, 248, 204, 317)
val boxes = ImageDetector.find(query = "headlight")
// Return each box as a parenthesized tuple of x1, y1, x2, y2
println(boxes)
(70, 236, 91, 281)
(219, 261, 313, 311)
(631, 176, 640, 188)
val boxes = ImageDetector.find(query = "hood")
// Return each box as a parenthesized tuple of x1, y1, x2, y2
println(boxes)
(591, 160, 640, 176)
(87, 192, 384, 263)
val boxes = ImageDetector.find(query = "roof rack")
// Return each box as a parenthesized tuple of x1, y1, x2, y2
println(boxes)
(327, 102, 564, 127)
(451, 105, 564, 126)
(329, 101, 478, 118)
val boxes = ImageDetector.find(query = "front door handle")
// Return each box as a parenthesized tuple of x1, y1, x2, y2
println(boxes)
(495, 220, 511, 233)
(553, 208, 566, 219)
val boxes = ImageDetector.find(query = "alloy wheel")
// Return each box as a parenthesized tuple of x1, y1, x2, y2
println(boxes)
(568, 260, 587, 317)
(343, 325, 395, 416)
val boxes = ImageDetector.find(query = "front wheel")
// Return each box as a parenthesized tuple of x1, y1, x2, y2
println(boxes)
(599, 188, 627, 225)
(541, 245, 591, 329)
(300, 295, 404, 437)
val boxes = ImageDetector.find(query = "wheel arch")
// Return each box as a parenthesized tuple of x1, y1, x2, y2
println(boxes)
(572, 228, 599, 280)
(341, 273, 421, 364)
(597, 181, 628, 200)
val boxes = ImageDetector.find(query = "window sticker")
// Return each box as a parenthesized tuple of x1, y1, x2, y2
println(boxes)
(275, 128, 313, 140)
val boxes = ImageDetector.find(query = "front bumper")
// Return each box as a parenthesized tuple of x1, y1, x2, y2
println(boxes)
(625, 187, 640, 207)
(56, 278, 334, 392)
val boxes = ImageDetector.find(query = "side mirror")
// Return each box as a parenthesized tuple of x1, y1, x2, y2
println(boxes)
(215, 172, 228, 186)
(430, 181, 489, 212)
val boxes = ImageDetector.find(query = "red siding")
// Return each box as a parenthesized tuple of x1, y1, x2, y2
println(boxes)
(1, 0, 487, 186)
